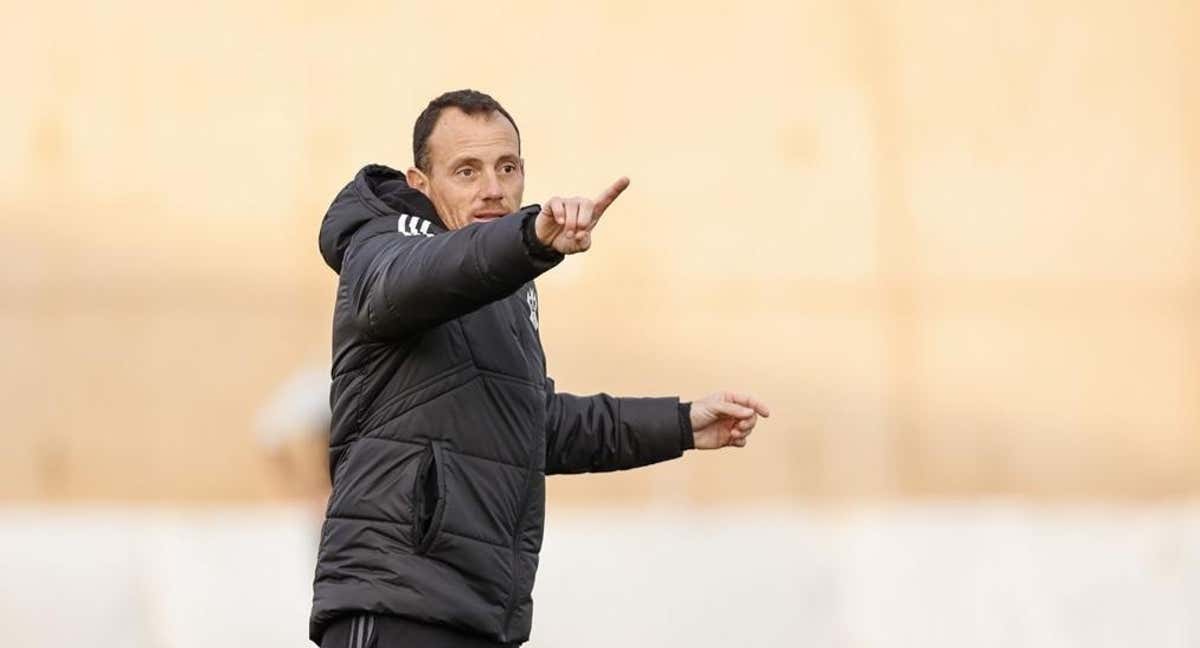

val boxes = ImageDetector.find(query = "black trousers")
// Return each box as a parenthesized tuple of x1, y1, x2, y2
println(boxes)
(320, 614, 520, 648)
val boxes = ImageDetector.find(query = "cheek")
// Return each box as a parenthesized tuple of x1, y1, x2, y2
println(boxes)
(507, 176, 525, 205)
(431, 182, 473, 226)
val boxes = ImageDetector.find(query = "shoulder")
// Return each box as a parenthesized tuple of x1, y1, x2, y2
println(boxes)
(341, 214, 444, 274)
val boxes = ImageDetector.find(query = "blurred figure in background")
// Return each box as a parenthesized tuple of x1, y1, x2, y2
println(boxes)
(255, 365, 333, 512)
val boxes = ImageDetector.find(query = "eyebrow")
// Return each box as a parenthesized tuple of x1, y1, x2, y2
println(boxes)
(446, 153, 520, 169)
(446, 155, 483, 169)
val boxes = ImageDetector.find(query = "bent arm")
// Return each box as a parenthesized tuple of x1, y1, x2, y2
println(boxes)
(345, 207, 562, 340)
(543, 378, 693, 475)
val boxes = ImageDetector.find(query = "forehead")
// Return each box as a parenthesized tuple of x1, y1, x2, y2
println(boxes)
(426, 107, 520, 164)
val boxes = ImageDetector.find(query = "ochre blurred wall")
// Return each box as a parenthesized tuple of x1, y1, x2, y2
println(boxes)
(1, 1, 1197, 502)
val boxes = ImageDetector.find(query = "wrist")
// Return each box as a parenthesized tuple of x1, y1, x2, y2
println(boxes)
(677, 401, 694, 451)
(522, 208, 562, 261)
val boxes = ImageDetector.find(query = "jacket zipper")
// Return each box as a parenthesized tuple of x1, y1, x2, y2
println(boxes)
(500, 461, 535, 633)
(415, 440, 448, 554)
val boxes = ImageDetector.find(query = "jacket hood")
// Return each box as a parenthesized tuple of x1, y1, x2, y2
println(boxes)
(318, 164, 444, 273)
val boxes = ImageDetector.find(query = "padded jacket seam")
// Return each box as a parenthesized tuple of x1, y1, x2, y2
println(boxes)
(362, 360, 474, 426)
(360, 371, 479, 437)
(327, 514, 511, 551)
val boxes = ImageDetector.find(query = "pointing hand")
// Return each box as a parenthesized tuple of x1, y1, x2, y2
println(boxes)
(689, 391, 772, 450)
(536, 177, 630, 254)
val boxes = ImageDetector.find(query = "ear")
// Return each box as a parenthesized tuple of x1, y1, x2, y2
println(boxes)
(406, 167, 431, 196)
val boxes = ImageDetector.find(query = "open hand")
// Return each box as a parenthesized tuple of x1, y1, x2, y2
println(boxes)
(535, 177, 630, 254)
(689, 391, 771, 450)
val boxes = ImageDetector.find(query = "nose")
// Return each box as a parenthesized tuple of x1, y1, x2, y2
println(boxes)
(481, 170, 503, 200)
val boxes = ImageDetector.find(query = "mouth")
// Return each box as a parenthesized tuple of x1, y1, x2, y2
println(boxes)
(472, 211, 507, 223)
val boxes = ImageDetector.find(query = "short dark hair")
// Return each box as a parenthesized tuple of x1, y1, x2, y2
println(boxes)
(412, 89, 520, 172)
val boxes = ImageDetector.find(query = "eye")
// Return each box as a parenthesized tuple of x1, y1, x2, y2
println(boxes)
(456, 167, 475, 178)
(500, 163, 517, 174)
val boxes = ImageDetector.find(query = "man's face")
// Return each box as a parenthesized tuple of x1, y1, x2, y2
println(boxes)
(406, 107, 525, 230)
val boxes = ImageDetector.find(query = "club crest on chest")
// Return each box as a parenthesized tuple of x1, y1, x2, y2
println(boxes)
(526, 287, 538, 331)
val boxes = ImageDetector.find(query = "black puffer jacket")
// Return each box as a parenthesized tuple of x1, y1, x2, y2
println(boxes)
(310, 165, 690, 645)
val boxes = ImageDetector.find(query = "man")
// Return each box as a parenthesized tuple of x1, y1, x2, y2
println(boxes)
(312, 89, 771, 647)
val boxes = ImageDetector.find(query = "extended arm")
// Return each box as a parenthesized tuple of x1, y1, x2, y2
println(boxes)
(344, 207, 561, 339)
(543, 378, 692, 475)
(544, 381, 774, 474)
(343, 175, 631, 341)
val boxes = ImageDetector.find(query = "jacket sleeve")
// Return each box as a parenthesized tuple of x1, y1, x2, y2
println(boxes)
(543, 377, 690, 475)
(343, 207, 562, 340)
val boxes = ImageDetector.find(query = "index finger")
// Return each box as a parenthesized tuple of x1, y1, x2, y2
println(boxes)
(593, 177, 630, 218)
(727, 392, 771, 418)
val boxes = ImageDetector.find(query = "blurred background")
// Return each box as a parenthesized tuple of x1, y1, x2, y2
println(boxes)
(2, 0, 1198, 646)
